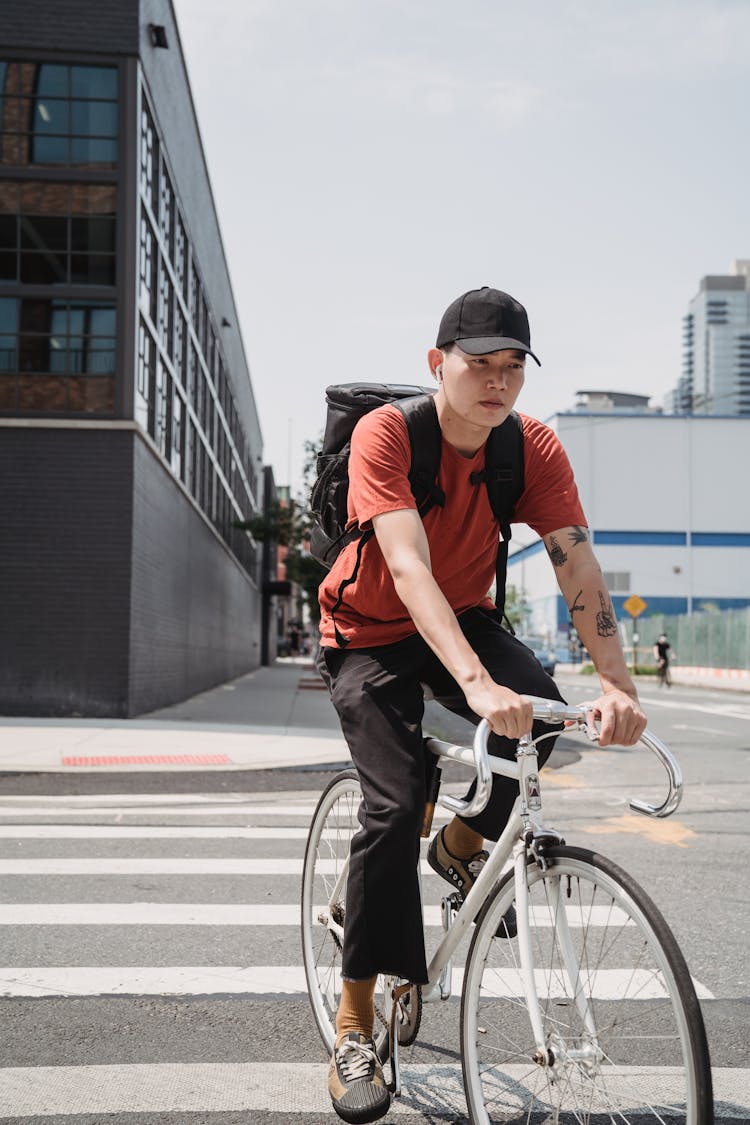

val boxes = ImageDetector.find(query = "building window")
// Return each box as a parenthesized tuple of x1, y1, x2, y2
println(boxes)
(171, 387, 185, 480)
(173, 306, 186, 385)
(603, 571, 631, 593)
(0, 61, 118, 168)
(189, 261, 199, 319)
(158, 259, 173, 358)
(139, 101, 159, 216)
(0, 296, 115, 413)
(0, 180, 116, 286)
(174, 211, 187, 299)
(138, 213, 158, 324)
(159, 158, 174, 259)
(136, 317, 155, 433)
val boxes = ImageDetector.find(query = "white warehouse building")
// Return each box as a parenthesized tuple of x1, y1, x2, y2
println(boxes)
(509, 408, 750, 644)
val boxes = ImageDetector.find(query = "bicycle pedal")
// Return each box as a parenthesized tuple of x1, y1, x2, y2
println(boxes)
(441, 893, 462, 929)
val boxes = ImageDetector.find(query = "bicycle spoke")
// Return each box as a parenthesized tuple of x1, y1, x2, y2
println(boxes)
(461, 849, 709, 1124)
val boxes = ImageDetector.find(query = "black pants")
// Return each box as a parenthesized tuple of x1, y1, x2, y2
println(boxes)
(316, 607, 565, 984)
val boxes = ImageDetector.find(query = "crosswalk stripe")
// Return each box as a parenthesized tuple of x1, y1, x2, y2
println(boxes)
(0, 1062, 744, 1116)
(0, 825, 313, 839)
(0, 793, 301, 805)
(0, 902, 634, 928)
(0, 964, 715, 1000)
(0, 802, 322, 817)
(0, 857, 448, 874)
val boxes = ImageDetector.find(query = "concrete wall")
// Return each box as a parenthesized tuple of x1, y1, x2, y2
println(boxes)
(129, 434, 260, 714)
(2, 0, 139, 54)
(0, 425, 134, 717)
(0, 423, 260, 717)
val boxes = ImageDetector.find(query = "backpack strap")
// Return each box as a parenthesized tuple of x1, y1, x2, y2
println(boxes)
(395, 393, 445, 514)
(469, 411, 525, 628)
(329, 527, 374, 648)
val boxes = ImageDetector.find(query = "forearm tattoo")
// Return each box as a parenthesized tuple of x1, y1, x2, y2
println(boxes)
(569, 589, 585, 615)
(595, 590, 617, 637)
(568, 525, 588, 546)
(547, 535, 567, 568)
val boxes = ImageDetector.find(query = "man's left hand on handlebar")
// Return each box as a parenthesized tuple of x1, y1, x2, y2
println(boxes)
(590, 689, 647, 747)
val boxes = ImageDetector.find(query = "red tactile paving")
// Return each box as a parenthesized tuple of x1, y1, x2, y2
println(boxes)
(62, 754, 233, 767)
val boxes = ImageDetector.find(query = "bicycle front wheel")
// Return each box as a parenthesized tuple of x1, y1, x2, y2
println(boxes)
(461, 845, 713, 1124)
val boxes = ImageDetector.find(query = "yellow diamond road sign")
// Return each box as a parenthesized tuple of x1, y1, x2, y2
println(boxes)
(622, 594, 648, 618)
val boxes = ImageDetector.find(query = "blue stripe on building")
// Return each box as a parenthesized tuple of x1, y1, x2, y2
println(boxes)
(509, 531, 750, 557)
(592, 531, 687, 546)
(691, 532, 750, 547)
(592, 530, 750, 547)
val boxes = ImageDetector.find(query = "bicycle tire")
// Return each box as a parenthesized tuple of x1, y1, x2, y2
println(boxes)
(460, 845, 713, 1124)
(301, 769, 403, 1060)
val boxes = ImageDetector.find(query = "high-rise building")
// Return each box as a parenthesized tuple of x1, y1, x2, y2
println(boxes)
(0, 1, 268, 716)
(671, 260, 750, 415)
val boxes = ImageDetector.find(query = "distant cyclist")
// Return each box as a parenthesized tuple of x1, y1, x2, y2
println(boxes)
(654, 632, 673, 687)
(316, 286, 647, 1124)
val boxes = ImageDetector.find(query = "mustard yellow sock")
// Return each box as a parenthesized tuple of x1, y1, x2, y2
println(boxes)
(335, 976, 377, 1044)
(443, 817, 484, 859)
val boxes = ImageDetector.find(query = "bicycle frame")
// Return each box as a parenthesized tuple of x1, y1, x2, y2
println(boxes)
(417, 697, 683, 1071)
(316, 695, 684, 1094)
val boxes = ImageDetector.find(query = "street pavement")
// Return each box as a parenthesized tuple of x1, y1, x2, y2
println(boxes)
(0, 661, 748, 1122)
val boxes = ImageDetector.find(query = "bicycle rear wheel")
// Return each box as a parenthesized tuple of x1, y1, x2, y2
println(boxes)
(301, 769, 404, 1059)
(461, 845, 713, 1124)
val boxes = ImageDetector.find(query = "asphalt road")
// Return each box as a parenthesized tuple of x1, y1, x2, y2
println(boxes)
(0, 674, 747, 1123)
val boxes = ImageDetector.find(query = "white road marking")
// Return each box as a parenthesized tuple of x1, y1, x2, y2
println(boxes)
(644, 696, 750, 723)
(0, 963, 714, 999)
(0, 824, 313, 839)
(0, 1061, 743, 1116)
(0, 902, 634, 928)
(0, 857, 451, 875)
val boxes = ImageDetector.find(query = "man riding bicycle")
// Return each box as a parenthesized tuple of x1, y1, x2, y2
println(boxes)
(316, 286, 647, 1124)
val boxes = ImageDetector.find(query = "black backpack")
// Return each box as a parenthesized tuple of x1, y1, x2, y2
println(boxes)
(309, 382, 525, 645)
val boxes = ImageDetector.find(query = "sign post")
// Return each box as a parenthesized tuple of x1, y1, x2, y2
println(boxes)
(622, 595, 648, 674)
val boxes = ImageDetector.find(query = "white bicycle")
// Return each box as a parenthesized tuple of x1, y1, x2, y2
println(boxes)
(301, 696, 713, 1123)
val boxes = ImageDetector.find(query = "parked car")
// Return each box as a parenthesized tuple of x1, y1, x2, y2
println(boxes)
(517, 635, 556, 677)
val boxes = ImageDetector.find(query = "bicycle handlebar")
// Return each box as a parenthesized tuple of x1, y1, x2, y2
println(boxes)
(436, 695, 683, 819)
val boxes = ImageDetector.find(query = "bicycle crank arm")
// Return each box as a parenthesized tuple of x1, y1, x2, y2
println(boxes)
(386, 980, 413, 1096)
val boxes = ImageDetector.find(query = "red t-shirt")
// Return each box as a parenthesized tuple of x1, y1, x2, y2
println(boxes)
(318, 405, 586, 648)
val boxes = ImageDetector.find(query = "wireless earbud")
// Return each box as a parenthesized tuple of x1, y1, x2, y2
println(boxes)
(435, 364, 443, 383)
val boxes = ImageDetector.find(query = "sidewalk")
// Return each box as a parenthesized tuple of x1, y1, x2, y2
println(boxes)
(2, 657, 747, 775)
(557, 662, 750, 692)
(0, 659, 349, 774)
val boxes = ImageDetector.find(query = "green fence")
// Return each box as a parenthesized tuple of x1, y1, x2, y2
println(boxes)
(620, 608, 750, 670)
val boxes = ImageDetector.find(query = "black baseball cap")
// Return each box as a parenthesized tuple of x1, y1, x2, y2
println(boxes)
(436, 287, 541, 365)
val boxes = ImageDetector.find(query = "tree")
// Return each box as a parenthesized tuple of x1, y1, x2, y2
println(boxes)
(503, 583, 525, 631)
(234, 440, 326, 623)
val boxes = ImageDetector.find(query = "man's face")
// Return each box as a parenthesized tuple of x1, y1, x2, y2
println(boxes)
(439, 345, 526, 430)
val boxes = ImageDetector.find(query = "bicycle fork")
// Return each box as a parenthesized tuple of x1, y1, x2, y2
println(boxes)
(514, 735, 601, 1074)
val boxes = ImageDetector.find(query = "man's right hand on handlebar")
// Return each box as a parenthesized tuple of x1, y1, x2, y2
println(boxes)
(463, 676, 534, 741)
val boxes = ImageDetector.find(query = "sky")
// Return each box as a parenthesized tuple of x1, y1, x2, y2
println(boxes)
(174, 0, 749, 492)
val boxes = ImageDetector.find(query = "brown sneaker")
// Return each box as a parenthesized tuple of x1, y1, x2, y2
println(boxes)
(328, 1032, 391, 1124)
(427, 824, 489, 898)
(428, 825, 517, 938)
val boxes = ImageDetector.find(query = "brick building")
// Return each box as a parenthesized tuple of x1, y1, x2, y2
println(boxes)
(0, 0, 267, 716)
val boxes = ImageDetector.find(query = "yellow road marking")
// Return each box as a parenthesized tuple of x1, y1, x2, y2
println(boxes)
(579, 813, 696, 848)
(542, 772, 586, 789)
